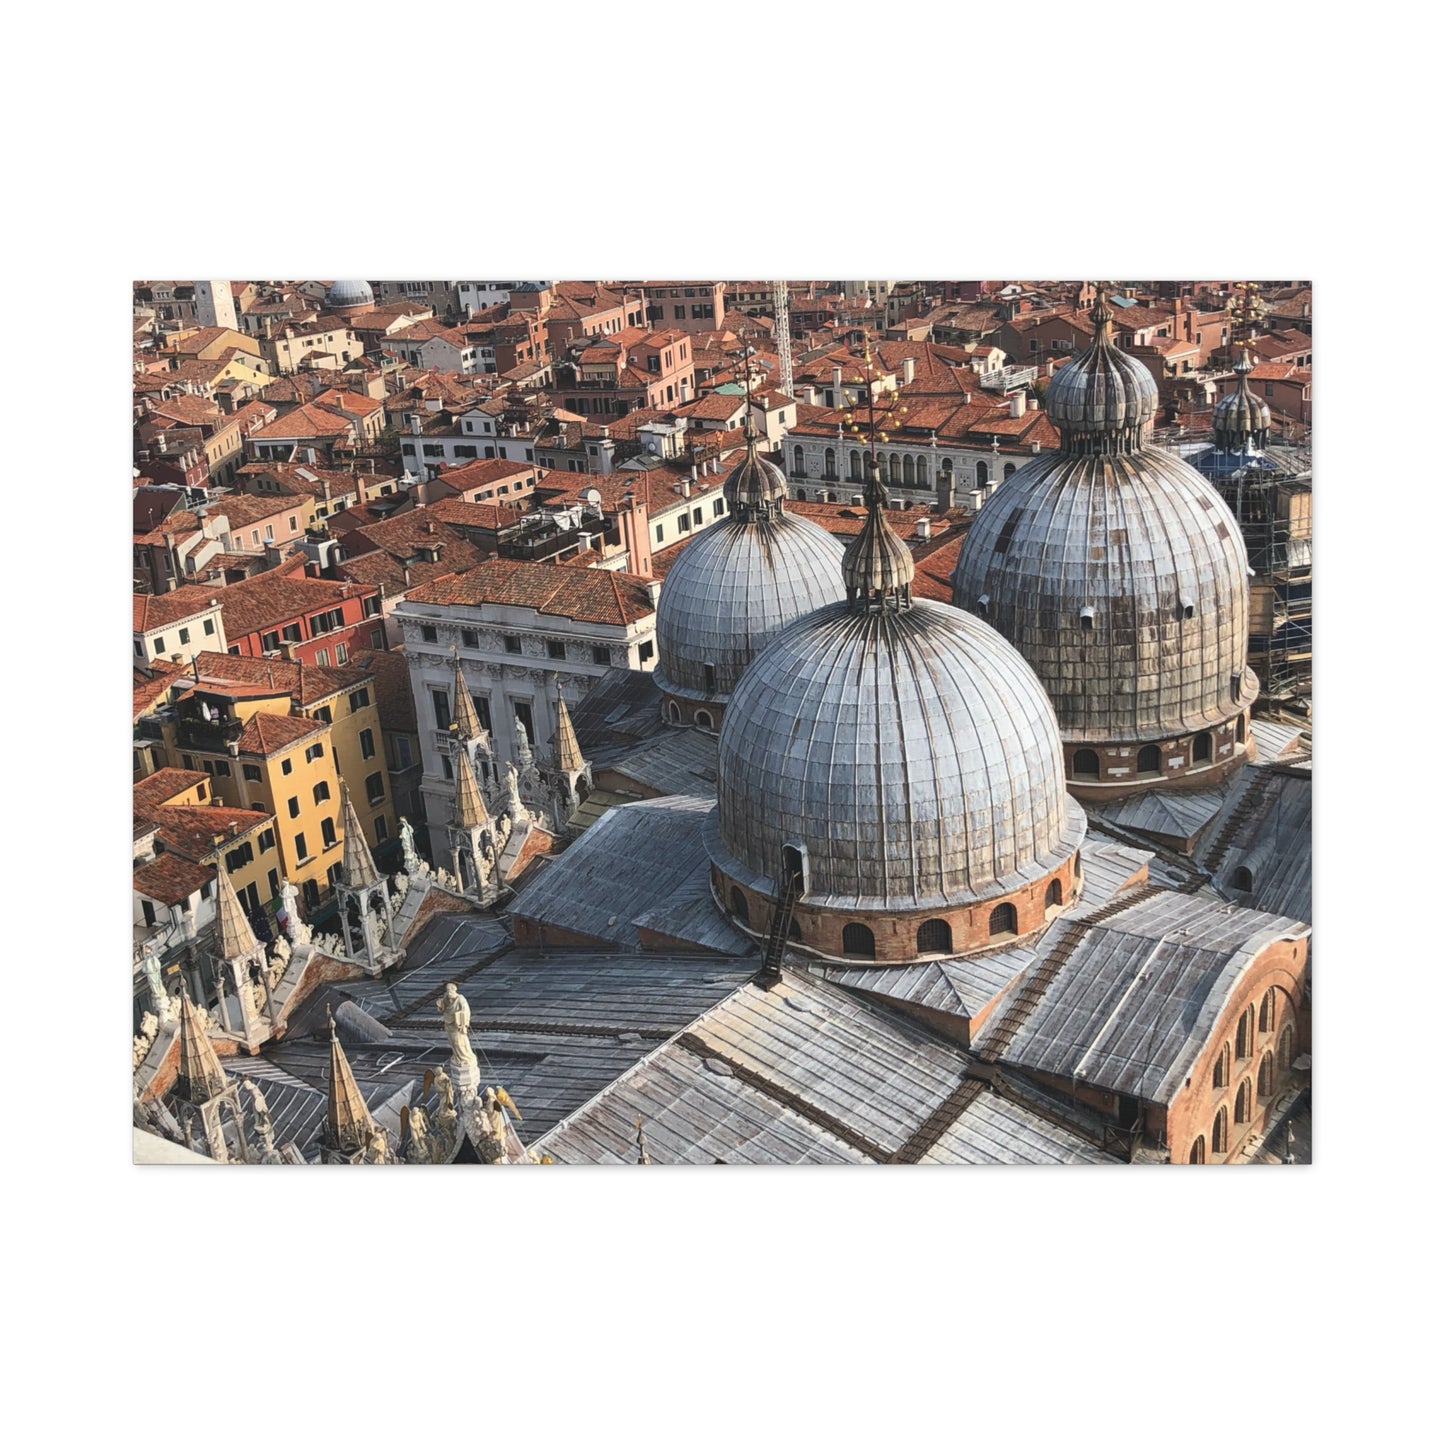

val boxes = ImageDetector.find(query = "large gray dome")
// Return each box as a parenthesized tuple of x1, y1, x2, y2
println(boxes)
(710, 598, 1086, 910)
(326, 279, 374, 310)
(951, 446, 1257, 740)
(654, 509, 845, 701)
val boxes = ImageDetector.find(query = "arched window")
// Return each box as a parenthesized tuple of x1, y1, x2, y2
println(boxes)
(1236, 1004, 1255, 1061)
(1003, 463, 1016, 479)
(1212, 1107, 1229, 1155)
(695, 709, 714, 731)
(792, 444, 804, 476)
(796, 488, 807, 501)
(1258, 1050, 1276, 1100)
(824, 447, 836, 480)
(1074, 853, 1083, 879)
(1231, 865, 1254, 892)
(988, 902, 1017, 937)
(888, 453, 901, 485)
(849, 449, 862, 481)
(975, 460, 989, 484)
(1260, 987, 1276, 1034)
(728, 888, 749, 926)
(1189, 1136, 1207, 1164)
(941, 458, 954, 480)
(1046, 879, 1063, 910)
(841, 922, 875, 960)
(1279, 1023, 1294, 1068)
(1236, 715, 1247, 743)
(825, 491, 837, 504)
(1213, 1042, 1231, 1090)
(917, 918, 952, 955)
(1072, 748, 1100, 778)
(1234, 1077, 1253, 1125)
(667, 701, 681, 724)
(1136, 744, 1161, 776)
(703, 663, 717, 695)
(915, 455, 928, 487)
(1193, 732, 1212, 763)
(903, 454, 916, 487)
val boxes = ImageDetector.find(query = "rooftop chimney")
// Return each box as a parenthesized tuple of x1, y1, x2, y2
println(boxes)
(902, 357, 916, 385)
(1009, 392, 1026, 418)
(916, 517, 932, 540)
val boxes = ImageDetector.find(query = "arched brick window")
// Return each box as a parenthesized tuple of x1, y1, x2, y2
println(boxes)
(1072, 748, 1100, 778)
(1279, 1023, 1294, 1068)
(1212, 1107, 1229, 1155)
(695, 709, 714, 731)
(1236, 715, 1247, 743)
(1046, 879, 1063, 910)
(1234, 1077, 1253, 1125)
(1189, 1136, 1207, 1164)
(842, 922, 875, 960)
(917, 918, 952, 955)
(1236, 1004, 1255, 1061)
(988, 902, 1017, 937)
(1258, 1050, 1276, 1100)
(1193, 732, 1212, 763)
(1213, 1042, 1231, 1090)
(667, 701, 681, 724)
(1136, 744, 1161, 776)
(729, 888, 749, 926)
(1259, 987, 1276, 1034)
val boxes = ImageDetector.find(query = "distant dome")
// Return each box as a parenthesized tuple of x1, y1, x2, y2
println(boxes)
(1213, 355, 1271, 451)
(653, 507, 844, 706)
(711, 596, 1084, 913)
(1046, 296, 1159, 449)
(326, 279, 374, 311)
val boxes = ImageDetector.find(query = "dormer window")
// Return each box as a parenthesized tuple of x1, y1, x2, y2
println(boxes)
(1079, 606, 1096, 631)
(976, 594, 990, 617)
(1178, 595, 1196, 621)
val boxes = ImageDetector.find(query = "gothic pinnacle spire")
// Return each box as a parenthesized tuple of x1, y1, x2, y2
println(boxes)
(214, 864, 259, 962)
(340, 782, 381, 889)
(177, 988, 227, 1104)
(452, 659, 483, 742)
(552, 675, 585, 774)
(453, 745, 491, 831)
(324, 1004, 378, 1156)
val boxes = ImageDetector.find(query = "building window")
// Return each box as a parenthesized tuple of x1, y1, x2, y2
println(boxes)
(1193, 732, 1212, 763)
(1136, 745, 1161, 776)
(713, 498, 725, 518)
(976, 461, 989, 484)
(1003, 463, 1016, 479)
(1213, 1043, 1231, 1090)
(793, 445, 804, 475)
(513, 701, 534, 745)
(678, 513, 691, 533)
(1212, 1106, 1229, 1156)
(321, 816, 337, 848)
(287, 796, 300, 818)
(305, 743, 324, 763)
(638, 640, 654, 664)
(259, 829, 275, 852)
(314, 706, 332, 725)
(366, 771, 385, 805)
(349, 687, 370, 712)
(294, 832, 309, 861)
(281, 758, 293, 776)
(1234, 1077, 1253, 1125)
(179, 628, 190, 645)
(441, 755, 453, 781)
(988, 902, 1017, 937)
(917, 918, 952, 955)
(1046, 879, 1064, 910)
(315, 648, 330, 667)
(1236, 715, 1247, 744)
(1236, 1004, 1255, 1061)
(729, 888, 750, 926)
(1279, 1023, 1294, 1068)
(841, 923, 875, 960)
(655, 523, 665, 543)
(695, 709, 714, 731)
(1258, 1051, 1276, 1100)
(134, 639, 144, 658)
(360, 728, 376, 760)
(313, 781, 330, 805)
(667, 701, 681, 724)
(504, 634, 522, 654)
(461, 629, 478, 649)
(153, 637, 166, 655)
(547, 639, 566, 660)
(824, 447, 836, 480)
(703, 663, 717, 694)
(204, 619, 215, 635)
(421, 624, 438, 643)
(692, 506, 703, 525)
(432, 690, 451, 729)
(1189, 1136, 1207, 1164)
(374, 815, 389, 845)
(1260, 987, 1277, 1034)
(1231, 865, 1254, 892)
(1072, 749, 1100, 778)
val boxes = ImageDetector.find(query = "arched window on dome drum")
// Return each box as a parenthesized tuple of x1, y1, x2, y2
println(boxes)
(1072, 749, 1100, 778)
(903, 455, 915, 487)
(703, 664, 717, 695)
(889, 453, 901, 485)
(1074, 854, 1083, 879)
(916, 918, 952, 955)
(1046, 879, 1063, 910)
(975, 460, 989, 484)
(729, 888, 749, 926)
(1003, 463, 1016, 479)
(667, 701, 681, 724)
(1190, 1136, 1207, 1164)
(1231, 865, 1254, 893)
(1258, 1051, 1276, 1100)
(1236, 1004, 1255, 1061)
(1212, 1107, 1229, 1156)
(1136, 745, 1161, 776)
(1213, 1043, 1230, 1090)
(988, 903, 1017, 938)
(842, 923, 875, 960)
(824, 447, 836, 480)
(1193, 732, 1212, 763)
(849, 450, 862, 481)
(1234, 1077, 1252, 1125)
(1279, 1024, 1294, 1068)
(695, 709, 714, 731)
(1236, 715, 1247, 743)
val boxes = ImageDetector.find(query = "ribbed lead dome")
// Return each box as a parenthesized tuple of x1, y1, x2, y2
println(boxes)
(1213, 355, 1271, 451)
(710, 598, 1086, 909)
(326, 279, 374, 310)
(653, 508, 846, 702)
(1047, 295, 1159, 451)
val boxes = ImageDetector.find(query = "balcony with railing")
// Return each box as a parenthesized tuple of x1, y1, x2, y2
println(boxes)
(978, 364, 1039, 392)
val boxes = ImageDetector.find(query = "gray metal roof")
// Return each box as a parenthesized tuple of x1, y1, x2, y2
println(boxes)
(1086, 786, 1227, 848)
(978, 888, 1310, 1105)
(1195, 763, 1312, 923)
(604, 726, 719, 797)
(921, 1088, 1121, 1165)
(567, 667, 671, 763)
(508, 795, 748, 951)
(1077, 832, 1156, 908)
(952, 446, 1257, 743)
(712, 598, 1087, 911)
(653, 509, 845, 702)
(1249, 719, 1305, 764)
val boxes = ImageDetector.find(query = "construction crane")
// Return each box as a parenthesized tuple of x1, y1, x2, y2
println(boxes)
(773, 278, 794, 398)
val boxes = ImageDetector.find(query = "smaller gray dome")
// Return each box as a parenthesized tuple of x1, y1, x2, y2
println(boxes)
(1213, 356, 1271, 450)
(723, 448, 788, 514)
(1047, 297, 1158, 449)
(326, 279, 374, 309)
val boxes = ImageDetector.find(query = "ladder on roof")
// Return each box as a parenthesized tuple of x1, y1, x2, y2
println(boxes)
(755, 858, 804, 991)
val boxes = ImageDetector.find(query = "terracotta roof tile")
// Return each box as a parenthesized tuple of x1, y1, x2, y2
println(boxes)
(133, 768, 211, 812)
(235, 710, 326, 756)
(405, 556, 655, 626)
(133, 852, 214, 906)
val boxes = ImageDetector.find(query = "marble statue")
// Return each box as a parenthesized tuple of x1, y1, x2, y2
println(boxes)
(515, 717, 534, 771)
(437, 983, 477, 1074)
(405, 1107, 432, 1164)
(433, 1067, 455, 1117)
(277, 877, 301, 942)
(398, 816, 419, 873)
(366, 907, 388, 952)
(363, 1125, 391, 1165)
(243, 1080, 276, 1155)
(505, 760, 525, 821)
(141, 940, 167, 1017)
